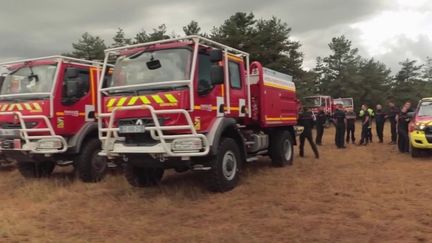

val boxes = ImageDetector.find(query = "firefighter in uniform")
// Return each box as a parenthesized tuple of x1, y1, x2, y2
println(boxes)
(315, 107, 326, 145)
(387, 102, 399, 145)
(397, 106, 410, 153)
(359, 105, 370, 145)
(367, 107, 375, 143)
(345, 108, 356, 144)
(298, 106, 319, 158)
(375, 104, 386, 143)
(333, 105, 346, 148)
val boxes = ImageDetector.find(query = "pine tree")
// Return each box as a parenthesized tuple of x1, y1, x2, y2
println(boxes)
(112, 28, 131, 48)
(183, 21, 201, 36)
(66, 32, 107, 60)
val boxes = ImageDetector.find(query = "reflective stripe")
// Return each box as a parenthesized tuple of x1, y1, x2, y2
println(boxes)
(107, 98, 117, 107)
(128, 96, 139, 106)
(32, 103, 42, 111)
(15, 104, 23, 111)
(165, 94, 178, 103)
(152, 95, 163, 104)
(24, 103, 32, 111)
(1, 104, 8, 111)
(140, 96, 151, 104)
(117, 97, 127, 106)
(8, 104, 15, 111)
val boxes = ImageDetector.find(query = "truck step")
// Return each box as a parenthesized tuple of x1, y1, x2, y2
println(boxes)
(57, 160, 74, 166)
(246, 157, 258, 163)
(192, 164, 211, 171)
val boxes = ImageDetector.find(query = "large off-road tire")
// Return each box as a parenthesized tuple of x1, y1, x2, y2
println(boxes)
(206, 137, 241, 192)
(411, 145, 422, 158)
(76, 138, 107, 183)
(269, 130, 294, 167)
(17, 160, 55, 178)
(125, 164, 164, 187)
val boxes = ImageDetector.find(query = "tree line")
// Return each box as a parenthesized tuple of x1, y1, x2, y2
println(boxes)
(64, 12, 432, 110)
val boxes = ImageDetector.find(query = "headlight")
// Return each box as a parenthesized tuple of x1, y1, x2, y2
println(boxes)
(37, 139, 63, 150)
(415, 123, 426, 131)
(171, 138, 203, 152)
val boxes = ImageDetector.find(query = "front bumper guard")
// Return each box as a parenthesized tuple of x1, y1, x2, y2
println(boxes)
(99, 105, 210, 157)
(0, 112, 67, 154)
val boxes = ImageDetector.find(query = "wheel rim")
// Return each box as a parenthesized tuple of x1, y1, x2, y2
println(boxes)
(283, 138, 292, 161)
(222, 151, 237, 180)
(91, 151, 107, 175)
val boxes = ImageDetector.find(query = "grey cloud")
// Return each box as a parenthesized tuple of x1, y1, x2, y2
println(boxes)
(0, 0, 429, 75)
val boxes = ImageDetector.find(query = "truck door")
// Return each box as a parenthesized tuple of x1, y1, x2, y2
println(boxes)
(226, 58, 247, 118)
(56, 65, 96, 135)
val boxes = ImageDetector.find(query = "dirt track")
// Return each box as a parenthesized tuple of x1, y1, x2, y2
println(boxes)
(0, 123, 431, 242)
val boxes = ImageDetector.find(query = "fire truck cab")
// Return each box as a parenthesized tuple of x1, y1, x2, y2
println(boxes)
(98, 36, 298, 192)
(0, 56, 109, 181)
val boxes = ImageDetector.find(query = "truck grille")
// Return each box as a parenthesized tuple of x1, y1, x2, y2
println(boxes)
(0, 122, 38, 129)
(425, 126, 432, 143)
(118, 118, 165, 146)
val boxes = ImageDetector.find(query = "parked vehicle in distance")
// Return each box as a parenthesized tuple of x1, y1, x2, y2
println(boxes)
(409, 97, 432, 157)
(0, 56, 111, 181)
(303, 95, 354, 127)
(97, 36, 299, 192)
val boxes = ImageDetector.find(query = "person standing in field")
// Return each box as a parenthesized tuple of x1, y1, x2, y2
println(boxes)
(387, 101, 399, 145)
(315, 107, 326, 145)
(375, 104, 386, 143)
(333, 105, 346, 149)
(345, 108, 356, 144)
(397, 106, 410, 153)
(298, 106, 320, 158)
(359, 104, 370, 146)
(367, 107, 375, 143)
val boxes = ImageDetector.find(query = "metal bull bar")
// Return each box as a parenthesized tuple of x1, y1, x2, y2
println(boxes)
(0, 111, 67, 153)
(98, 105, 210, 157)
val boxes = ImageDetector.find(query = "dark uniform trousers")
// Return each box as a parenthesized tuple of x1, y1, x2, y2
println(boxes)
(398, 128, 409, 152)
(390, 118, 397, 143)
(335, 124, 346, 148)
(346, 121, 355, 143)
(315, 125, 324, 145)
(300, 131, 319, 158)
(360, 124, 369, 145)
(376, 121, 385, 142)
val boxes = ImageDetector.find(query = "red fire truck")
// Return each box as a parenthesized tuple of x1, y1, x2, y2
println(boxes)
(304, 95, 354, 114)
(0, 56, 110, 182)
(97, 36, 299, 192)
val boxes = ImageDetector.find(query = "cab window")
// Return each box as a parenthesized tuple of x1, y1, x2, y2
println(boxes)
(229, 61, 241, 89)
(197, 54, 212, 95)
(62, 68, 90, 101)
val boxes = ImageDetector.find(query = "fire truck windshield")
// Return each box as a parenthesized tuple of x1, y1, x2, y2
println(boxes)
(0, 64, 56, 97)
(108, 48, 191, 92)
(304, 97, 321, 107)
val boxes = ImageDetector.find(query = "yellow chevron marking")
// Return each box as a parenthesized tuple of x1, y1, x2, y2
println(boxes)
(152, 95, 163, 104)
(32, 103, 42, 111)
(117, 97, 127, 106)
(107, 98, 117, 107)
(1, 104, 8, 112)
(140, 96, 151, 104)
(128, 96, 139, 106)
(24, 103, 32, 111)
(165, 94, 178, 103)
(15, 104, 23, 111)
(8, 104, 15, 111)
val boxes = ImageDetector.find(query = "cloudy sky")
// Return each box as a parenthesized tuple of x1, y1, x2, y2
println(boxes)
(0, 0, 431, 72)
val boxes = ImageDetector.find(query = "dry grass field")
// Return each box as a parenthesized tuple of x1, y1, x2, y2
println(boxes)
(0, 123, 432, 242)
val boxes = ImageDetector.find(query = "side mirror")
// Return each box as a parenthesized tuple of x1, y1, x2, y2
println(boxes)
(147, 59, 161, 70)
(209, 49, 223, 63)
(65, 68, 79, 79)
(407, 112, 415, 118)
(211, 65, 224, 85)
